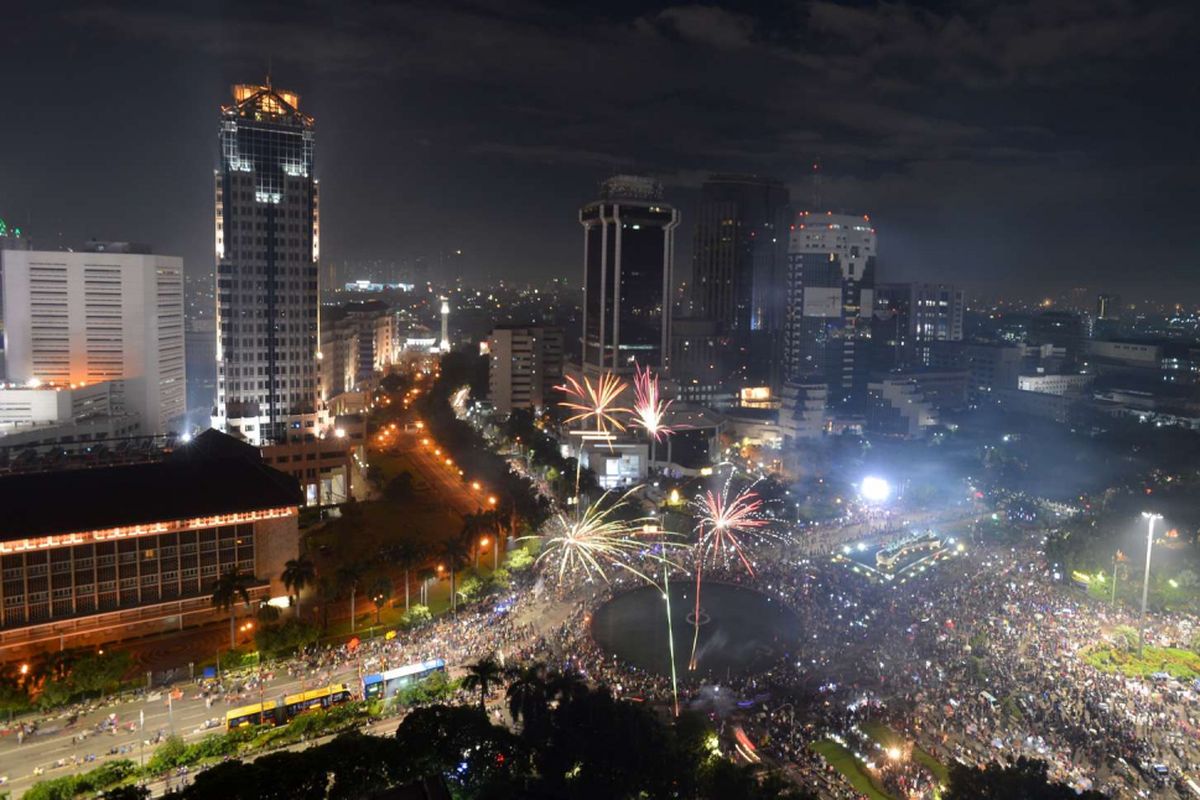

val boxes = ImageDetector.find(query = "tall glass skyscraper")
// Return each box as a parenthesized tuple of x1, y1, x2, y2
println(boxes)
(213, 82, 321, 445)
(691, 175, 789, 386)
(580, 176, 679, 375)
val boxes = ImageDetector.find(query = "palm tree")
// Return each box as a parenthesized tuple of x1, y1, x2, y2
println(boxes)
(387, 540, 422, 612)
(368, 574, 392, 625)
(280, 555, 317, 620)
(316, 574, 338, 632)
(462, 656, 504, 712)
(416, 566, 436, 606)
(440, 530, 472, 616)
(211, 568, 253, 648)
(506, 663, 550, 736)
(337, 564, 363, 633)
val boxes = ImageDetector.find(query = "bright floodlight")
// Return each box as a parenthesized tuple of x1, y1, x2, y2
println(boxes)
(860, 476, 891, 503)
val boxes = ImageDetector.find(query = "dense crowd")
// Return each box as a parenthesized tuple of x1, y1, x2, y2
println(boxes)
(547, 530, 1200, 799)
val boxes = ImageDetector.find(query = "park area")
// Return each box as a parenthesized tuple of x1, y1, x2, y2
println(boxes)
(1083, 644, 1200, 680)
(810, 723, 948, 800)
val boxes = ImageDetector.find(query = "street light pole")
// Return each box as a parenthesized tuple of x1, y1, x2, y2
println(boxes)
(1111, 554, 1118, 608)
(1138, 512, 1162, 658)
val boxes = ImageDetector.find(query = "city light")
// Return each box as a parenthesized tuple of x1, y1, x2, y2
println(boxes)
(859, 476, 891, 503)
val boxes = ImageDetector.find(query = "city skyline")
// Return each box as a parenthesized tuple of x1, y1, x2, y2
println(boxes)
(0, 1, 1196, 301)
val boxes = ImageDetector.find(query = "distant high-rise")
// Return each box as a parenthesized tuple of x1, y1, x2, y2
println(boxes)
(783, 211, 877, 405)
(874, 282, 965, 369)
(487, 325, 564, 415)
(580, 176, 679, 375)
(214, 80, 321, 445)
(691, 175, 789, 384)
(1, 242, 185, 434)
(1096, 293, 1121, 321)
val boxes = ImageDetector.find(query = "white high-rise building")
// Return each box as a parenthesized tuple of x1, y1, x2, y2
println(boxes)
(0, 242, 185, 434)
(783, 211, 877, 404)
(487, 326, 564, 415)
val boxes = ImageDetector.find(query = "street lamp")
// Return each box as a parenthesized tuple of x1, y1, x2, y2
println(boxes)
(1138, 511, 1162, 658)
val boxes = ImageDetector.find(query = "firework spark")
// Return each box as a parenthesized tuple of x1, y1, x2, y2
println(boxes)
(692, 481, 772, 575)
(630, 364, 674, 442)
(531, 489, 661, 584)
(688, 475, 775, 669)
(557, 373, 629, 433)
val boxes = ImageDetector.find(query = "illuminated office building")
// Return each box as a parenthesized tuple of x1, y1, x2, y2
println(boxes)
(783, 212, 877, 405)
(214, 80, 321, 444)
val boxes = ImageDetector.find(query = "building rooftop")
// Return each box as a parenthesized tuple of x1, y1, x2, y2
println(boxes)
(0, 456, 301, 540)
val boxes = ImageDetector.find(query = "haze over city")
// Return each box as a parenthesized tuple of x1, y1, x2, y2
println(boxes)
(2, 0, 1198, 298)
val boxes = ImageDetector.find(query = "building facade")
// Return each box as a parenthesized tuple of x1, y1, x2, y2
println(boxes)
(874, 282, 964, 369)
(214, 81, 321, 445)
(580, 176, 679, 375)
(0, 438, 301, 655)
(783, 212, 877, 406)
(0, 243, 185, 433)
(690, 175, 789, 385)
(487, 326, 564, 415)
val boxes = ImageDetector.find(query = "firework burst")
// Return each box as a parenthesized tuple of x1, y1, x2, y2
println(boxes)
(687, 474, 776, 669)
(557, 373, 629, 433)
(691, 480, 772, 575)
(531, 489, 663, 584)
(630, 364, 674, 442)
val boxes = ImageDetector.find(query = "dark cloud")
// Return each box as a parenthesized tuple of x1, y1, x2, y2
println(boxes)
(0, 0, 1195, 299)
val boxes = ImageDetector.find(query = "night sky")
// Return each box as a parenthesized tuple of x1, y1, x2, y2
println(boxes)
(1, 1, 1197, 300)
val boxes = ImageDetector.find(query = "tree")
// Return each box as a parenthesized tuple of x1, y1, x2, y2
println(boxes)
(1113, 624, 1139, 652)
(944, 757, 1106, 800)
(368, 574, 392, 625)
(0, 664, 29, 716)
(415, 566, 436, 606)
(210, 568, 253, 648)
(462, 657, 504, 712)
(100, 785, 150, 800)
(401, 604, 432, 628)
(71, 651, 132, 697)
(281, 556, 317, 620)
(506, 663, 550, 739)
(336, 564, 364, 633)
(440, 529, 472, 616)
(383, 472, 416, 503)
(386, 540, 422, 612)
(316, 574, 338, 632)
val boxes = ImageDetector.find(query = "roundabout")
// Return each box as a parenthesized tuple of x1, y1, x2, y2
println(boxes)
(591, 582, 802, 676)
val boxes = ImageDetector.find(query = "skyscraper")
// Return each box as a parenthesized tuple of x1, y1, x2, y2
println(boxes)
(213, 81, 321, 445)
(691, 175, 789, 385)
(1, 241, 185, 434)
(580, 176, 679, 375)
(783, 211, 877, 406)
(873, 282, 965, 369)
(1096, 293, 1121, 320)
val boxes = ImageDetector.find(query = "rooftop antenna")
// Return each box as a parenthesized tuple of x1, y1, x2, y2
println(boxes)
(265, 57, 272, 88)
(811, 156, 823, 210)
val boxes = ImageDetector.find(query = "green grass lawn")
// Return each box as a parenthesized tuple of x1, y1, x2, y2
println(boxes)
(810, 740, 894, 800)
(1083, 644, 1200, 679)
(861, 721, 949, 786)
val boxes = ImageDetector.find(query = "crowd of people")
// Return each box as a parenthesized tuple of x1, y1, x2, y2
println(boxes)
(547, 526, 1200, 799)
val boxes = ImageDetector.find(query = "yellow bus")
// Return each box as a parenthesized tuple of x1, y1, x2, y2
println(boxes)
(225, 699, 278, 729)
